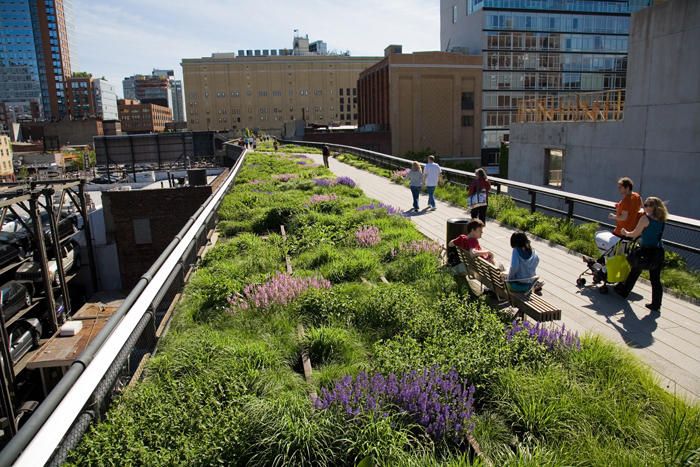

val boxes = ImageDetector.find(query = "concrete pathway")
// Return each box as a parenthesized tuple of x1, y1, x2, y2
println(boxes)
(306, 153, 700, 401)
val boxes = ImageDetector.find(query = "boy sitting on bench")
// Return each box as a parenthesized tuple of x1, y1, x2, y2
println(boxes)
(448, 219, 495, 264)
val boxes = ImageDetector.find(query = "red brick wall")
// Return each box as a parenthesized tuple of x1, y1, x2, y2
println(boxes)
(103, 186, 213, 289)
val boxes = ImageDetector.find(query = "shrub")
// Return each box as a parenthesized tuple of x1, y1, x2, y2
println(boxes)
(302, 326, 364, 366)
(320, 249, 382, 283)
(384, 252, 441, 284)
(294, 284, 366, 327)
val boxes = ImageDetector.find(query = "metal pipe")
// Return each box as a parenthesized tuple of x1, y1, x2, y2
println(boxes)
(78, 181, 99, 292)
(29, 194, 59, 334)
(1, 149, 247, 467)
(44, 190, 71, 318)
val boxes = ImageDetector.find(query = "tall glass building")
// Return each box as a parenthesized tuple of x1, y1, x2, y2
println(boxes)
(0, 0, 44, 121)
(0, 0, 73, 122)
(441, 0, 653, 164)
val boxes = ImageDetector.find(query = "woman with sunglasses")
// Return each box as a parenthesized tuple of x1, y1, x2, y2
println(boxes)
(614, 197, 668, 312)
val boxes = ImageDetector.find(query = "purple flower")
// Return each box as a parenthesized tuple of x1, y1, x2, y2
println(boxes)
(313, 178, 335, 187)
(391, 168, 410, 182)
(315, 367, 475, 443)
(335, 176, 356, 188)
(228, 273, 331, 311)
(355, 226, 381, 247)
(273, 173, 297, 182)
(356, 203, 402, 216)
(396, 240, 442, 256)
(506, 319, 581, 352)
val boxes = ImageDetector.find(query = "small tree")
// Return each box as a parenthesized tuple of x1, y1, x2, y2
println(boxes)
(18, 166, 29, 180)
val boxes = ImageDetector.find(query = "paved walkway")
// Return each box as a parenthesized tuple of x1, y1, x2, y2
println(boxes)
(305, 153, 700, 401)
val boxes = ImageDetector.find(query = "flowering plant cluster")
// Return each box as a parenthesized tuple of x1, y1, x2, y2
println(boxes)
(400, 240, 443, 256)
(506, 320, 581, 351)
(335, 176, 356, 188)
(309, 194, 338, 204)
(315, 367, 475, 442)
(391, 168, 410, 182)
(313, 178, 335, 187)
(356, 203, 402, 216)
(229, 273, 331, 311)
(273, 173, 297, 182)
(355, 226, 381, 247)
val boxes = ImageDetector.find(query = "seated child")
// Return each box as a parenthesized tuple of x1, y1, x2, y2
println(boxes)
(448, 219, 495, 264)
(508, 232, 543, 295)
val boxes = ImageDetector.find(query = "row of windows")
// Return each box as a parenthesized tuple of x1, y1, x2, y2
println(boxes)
(485, 52, 626, 72)
(485, 31, 628, 53)
(193, 114, 358, 126)
(196, 105, 353, 116)
(484, 71, 624, 91)
(485, 12, 630, 35)
(473, 0, 650, 14)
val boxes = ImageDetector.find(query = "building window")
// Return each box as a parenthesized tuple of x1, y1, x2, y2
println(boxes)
(461, 92, 474, 110)
(462, 115, 474, 127)
(339, 88, 344, 96)
(544, 148, 564, 188)
(133, 218, 152, 245)
(453, 4, 458, 23)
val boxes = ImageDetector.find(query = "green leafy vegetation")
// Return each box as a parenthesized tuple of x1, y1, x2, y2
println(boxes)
(334, 150, 700, 299)
(68, 150, 699, 466)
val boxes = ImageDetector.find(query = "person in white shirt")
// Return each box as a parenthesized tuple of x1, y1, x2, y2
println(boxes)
(422, 155, 441, 210)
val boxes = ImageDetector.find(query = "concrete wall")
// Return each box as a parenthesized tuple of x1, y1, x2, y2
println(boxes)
(509, 0, 700, 219)
(440, 0, 484, 53)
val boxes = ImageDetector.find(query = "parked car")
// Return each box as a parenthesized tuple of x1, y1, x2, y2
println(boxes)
(16, 242, 78, 285)
(0, 242, 26, 270)
(0, 281, 32, 322)
(7, 318, 42, 363)
(91, 175, 123, 184)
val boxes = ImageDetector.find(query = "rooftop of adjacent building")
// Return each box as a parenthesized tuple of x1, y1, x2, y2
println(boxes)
(360, 46, 482, 77)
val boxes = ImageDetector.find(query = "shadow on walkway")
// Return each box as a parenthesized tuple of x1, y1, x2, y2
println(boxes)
(580, 287, 659, 349)
(402, 208, 431, 218)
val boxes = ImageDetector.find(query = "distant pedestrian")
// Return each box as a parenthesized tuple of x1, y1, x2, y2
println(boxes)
(322, 145, 330, 168)
(423, 155, 441, 211)
(615, 197, 668, 312)
(468, 168, 491, 223)
(273, 140, 279, 151)
(408, 162, 423, 211)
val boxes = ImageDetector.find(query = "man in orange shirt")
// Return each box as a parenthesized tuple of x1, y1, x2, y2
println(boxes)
(609, 177, 642, 239)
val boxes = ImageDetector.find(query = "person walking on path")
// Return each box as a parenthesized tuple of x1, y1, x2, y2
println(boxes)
(322, 145, 331, 169)
(614, 197, 668, 312)
(468, 168, 491, 224)
(408, 162, 423, 211)
(423, 155, 441, 211)
(610, 177, 643, 239)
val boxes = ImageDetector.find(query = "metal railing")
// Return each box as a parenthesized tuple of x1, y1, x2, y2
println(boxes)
(282, 139, 700, 269)
(516, 89, 625, 123)
(0, 145, 247, 466)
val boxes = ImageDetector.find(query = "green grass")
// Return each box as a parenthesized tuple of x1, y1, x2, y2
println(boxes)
(67, 150, 700, 467)
(334, 150, 700, 299)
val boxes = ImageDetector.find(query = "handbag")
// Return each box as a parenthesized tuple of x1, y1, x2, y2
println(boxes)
(607, 242, 631, 283)
(628, 246, 663, 270)
(468, 189, 487, 209)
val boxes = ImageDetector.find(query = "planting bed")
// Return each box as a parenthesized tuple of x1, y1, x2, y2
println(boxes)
(67, 150, 699, 466)
(330, 150, 700, 301)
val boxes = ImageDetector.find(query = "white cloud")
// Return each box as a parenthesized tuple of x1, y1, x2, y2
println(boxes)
(72, 0, 439, 97)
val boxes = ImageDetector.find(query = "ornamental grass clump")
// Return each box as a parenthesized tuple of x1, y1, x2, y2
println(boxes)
(309, 194, 338, 204)
(273, 173, 297, 182)
(400, 240, 443, 256)
(315, 367, 475, 443)
(355, 226, 381, 247)
(228, 273, 331, 311)
(335, 176, 356, 188)
(391, 168, 410, 183)
(506, 320, 581, 352)
(356, 203, 402, 216)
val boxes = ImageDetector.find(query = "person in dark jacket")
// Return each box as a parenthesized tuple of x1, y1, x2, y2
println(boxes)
(322, 145, 330, 168)
(468, 168, 491, 224)
(614, 196, 668, 312)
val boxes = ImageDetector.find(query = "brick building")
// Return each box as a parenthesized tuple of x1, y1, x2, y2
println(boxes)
(358, 47, 482, 161)
(102, 171, 228, 288)
(118, 99, 173, 134)
(0, 134, 14, 181)
(68, 74, 97, 119)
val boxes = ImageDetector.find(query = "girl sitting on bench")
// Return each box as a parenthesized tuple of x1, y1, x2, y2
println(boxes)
(508, 232, 544, 295)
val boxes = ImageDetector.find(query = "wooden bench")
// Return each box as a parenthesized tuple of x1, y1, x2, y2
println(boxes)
(455, 247, 561, 322)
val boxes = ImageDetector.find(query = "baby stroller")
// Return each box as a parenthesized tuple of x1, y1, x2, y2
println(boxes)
(576, 230, 634, 294)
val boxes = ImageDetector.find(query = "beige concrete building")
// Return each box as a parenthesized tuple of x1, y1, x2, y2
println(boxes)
(358, 48, 482, 160)
(181, 53, 382, 134)
(0, 135, 14, 181)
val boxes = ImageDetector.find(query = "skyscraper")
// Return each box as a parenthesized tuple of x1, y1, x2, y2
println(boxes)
(0, 0, 74, 122)
(123, 70, 185, 121)
(441, 0, 653, 164)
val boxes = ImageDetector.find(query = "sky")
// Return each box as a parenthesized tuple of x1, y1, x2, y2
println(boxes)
(72, 0, 440, 98)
